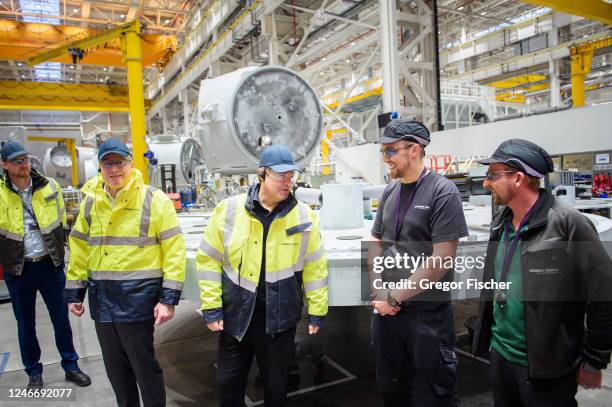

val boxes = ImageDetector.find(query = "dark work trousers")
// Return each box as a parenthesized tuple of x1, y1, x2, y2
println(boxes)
(4, 257, 79, 376)
(94, 319, 166, 407)
(489, 347, 578, 407)
(216, 310, 296, 407)
(371, 302, 458, 407)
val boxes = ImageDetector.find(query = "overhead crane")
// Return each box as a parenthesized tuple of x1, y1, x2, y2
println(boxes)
(570, 36, 612, 107)
(26, 21, 152, 183)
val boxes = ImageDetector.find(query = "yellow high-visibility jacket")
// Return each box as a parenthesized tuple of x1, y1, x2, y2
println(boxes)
(64, 169, 186, 323)
(0, 170, 66, 275)
(197, 183, 328, 340)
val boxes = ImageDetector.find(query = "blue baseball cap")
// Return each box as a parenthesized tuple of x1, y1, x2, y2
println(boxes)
(259, 144, 298, 173)
(1, 141, 29, 161)
(98, 139, 131, 161)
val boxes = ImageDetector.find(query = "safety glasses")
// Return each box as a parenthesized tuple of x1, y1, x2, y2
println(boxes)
(266, 169, 299, 183)
(100, 159, 131, 170)
(484, 171, 518, 181)
(8, 157, 30, 166)
(380, 144, 417, 158)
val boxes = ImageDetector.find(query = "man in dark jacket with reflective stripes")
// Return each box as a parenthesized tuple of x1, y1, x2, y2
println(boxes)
(65, 139, 186, 407)
(197, 145, 328, 407)
(473, 139, 612, 406)
(1, 141, 90, 389)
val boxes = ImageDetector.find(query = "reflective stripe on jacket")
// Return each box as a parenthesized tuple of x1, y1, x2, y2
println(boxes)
(197, 184, 328, 341)
(0, 170, 66, 275)
(64, 169, 186, 323)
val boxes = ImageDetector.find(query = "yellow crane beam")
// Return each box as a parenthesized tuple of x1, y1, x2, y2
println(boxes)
(27, 20, 150, 183)
(570, 36, 612, 107)
(0, 81, 130, 111)
(0, 20, 175, 67)
(521, 0, 612, 26)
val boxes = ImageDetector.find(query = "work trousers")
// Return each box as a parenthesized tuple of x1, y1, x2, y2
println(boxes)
(489, 347, 578, 407)
(216, 310, 296, 407)
(95, 319, 166, 407)
(4, 257, 79, 376)
(371, 302, 458, 407)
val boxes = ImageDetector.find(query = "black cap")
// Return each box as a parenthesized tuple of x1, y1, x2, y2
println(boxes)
(1, 141, 29, 161)
(376, 119, 430, 145)
(478, 139, 554, 178)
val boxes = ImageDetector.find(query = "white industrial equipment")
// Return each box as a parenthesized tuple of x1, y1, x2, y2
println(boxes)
(0, 127, 45, 175)
(0, 126, 26, 144)
(148, 134, 205, 188)
(178, 202, 612, 306)
(197, 66, 322, 175)
(43, 145, 97, 188)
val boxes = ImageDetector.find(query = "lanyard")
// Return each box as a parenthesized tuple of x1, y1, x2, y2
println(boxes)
(394, 167, 429, 241)
(498, 199, 540, 284)
(16, 189, 37, 222)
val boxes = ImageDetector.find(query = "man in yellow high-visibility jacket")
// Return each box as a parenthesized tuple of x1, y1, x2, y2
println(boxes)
(64, 139, 186, 407)
(1, 141, 90, 389)
(197, 144, 328, 407)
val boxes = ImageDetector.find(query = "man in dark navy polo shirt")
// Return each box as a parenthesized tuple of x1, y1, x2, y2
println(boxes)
(370, 119, 468, 406)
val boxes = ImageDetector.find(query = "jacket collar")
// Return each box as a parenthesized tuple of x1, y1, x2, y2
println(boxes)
(81, 169, 145, 206)
(1, 169, 48, 192)
(492, 188, 554, 232)
(245, 182, 297, 219)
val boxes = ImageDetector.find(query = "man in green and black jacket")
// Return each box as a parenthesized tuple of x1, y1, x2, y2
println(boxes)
(473, 139, 612, 406)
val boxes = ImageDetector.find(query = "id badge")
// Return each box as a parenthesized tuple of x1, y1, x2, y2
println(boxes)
(382, 244, 400, 259)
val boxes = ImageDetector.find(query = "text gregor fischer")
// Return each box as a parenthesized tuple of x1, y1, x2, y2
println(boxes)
(372, 278, 511, 292)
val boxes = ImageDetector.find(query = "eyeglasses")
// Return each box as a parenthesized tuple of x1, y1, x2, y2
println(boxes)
(266, 169, 298, 183)
(100, 159, 131, 170)
(485, 171, 518, 181)
(380, 144, 417, 158)
(8, 157, 30, 166)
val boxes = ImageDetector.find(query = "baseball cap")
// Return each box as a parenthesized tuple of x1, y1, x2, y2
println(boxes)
(376, 119, 431, 145)
(98, 139, 132, 161)
(259, 144, 298, 173)
(1, 141, 29, 161)
(478, 139, 554, 178)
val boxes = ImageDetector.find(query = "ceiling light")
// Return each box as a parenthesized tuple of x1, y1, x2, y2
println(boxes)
(70, 65, 75, 69)
(164, 19, 170, 24)
(351, 42, 356, 46)
(322, 57, 326, 61)
(457, 6, 464, 11)
(73, 8, 78, 13)
(480, 11, 487, 15)
(103, 67, 108, 71)
(345, 59, 350, 63)
(17, 62, 22, 66)
(21, 74, 26, 78)
(99, 78, 104, 82)
(120, 14, 125, 18)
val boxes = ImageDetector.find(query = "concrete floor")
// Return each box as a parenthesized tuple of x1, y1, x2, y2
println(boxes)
(0, 297, 610, 406)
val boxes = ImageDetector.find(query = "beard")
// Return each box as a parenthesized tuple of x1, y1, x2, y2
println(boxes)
(491, 190, 508, 205)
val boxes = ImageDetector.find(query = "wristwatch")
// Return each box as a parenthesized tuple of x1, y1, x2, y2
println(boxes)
(387, 291, 400, 308)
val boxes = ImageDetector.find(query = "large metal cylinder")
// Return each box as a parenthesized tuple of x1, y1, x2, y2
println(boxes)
(148, 135, 204, 188)
(43, 145, 97, 187)
(197, 66, 322, 175)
